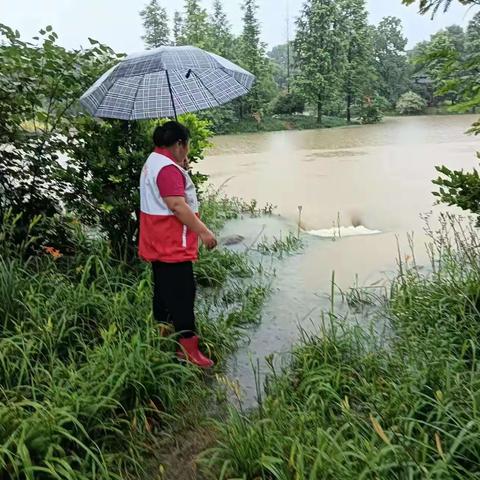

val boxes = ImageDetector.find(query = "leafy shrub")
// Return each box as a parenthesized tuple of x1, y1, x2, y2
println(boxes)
(0, 24, 120, 244)
(396, 90, 427, 114)
(197, 105, 238, 135)
(63, 114, 213, 261)
(270, 92, 305, 115)
(357, 95, 385, 124)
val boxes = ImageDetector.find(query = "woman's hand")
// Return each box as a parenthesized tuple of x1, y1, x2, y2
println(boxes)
(199, 229, 217, 250)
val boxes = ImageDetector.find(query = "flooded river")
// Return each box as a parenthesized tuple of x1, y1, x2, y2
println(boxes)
(201, 115, 480, 406)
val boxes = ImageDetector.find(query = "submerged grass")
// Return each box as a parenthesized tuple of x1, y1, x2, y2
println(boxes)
(202, 213, 480, 479)
(0, 193, 277, 479)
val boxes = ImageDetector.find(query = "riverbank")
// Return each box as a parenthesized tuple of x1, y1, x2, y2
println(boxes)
(205, 114, 352, 135)
(201, 213, 480, 478)
(206, 109, 477, 136)
(0, 193, 297, 479)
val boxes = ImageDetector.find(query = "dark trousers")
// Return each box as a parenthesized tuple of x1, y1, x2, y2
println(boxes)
(152, 261, 196, 338)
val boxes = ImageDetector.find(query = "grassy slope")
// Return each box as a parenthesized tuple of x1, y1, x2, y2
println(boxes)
(203, 214, 480, 479)
(0, 193, 280, 479)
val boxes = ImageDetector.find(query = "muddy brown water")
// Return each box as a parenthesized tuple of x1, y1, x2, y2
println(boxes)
(201, 115, 480, 407)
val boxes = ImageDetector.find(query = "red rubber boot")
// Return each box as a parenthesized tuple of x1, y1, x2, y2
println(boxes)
(177, 336, 214, 369)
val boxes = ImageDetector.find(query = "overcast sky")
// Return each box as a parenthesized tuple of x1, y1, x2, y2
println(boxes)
(1, 0, 477, 53)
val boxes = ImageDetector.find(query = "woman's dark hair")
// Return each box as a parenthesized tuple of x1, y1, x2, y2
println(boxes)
(153, 121, 190, 147)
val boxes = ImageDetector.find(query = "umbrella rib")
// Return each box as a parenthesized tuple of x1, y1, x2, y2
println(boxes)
(190, 70, 223, 108)
(129, 75, 145, 121)
(165, 70, 178, 120)
(221, 70, 252, 97)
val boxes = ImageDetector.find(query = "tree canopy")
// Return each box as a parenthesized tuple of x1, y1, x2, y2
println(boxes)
(140, 0, 170, 48)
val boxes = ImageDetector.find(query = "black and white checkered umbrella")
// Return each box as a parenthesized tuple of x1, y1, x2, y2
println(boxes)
(80, 46, 255, 120)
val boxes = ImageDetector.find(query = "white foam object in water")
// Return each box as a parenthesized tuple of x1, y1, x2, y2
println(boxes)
(307, 225, 381, 238)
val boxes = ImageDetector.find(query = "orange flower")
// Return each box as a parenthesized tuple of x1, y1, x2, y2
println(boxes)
(44, 246, 63, 259)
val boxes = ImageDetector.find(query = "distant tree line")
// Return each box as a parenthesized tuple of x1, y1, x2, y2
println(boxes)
(139, 0, 479, 129)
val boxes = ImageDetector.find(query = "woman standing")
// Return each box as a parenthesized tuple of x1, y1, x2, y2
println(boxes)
(139, 121, 217, 368)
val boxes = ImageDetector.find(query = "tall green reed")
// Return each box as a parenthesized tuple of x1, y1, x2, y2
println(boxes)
(202, 214, 480, 479)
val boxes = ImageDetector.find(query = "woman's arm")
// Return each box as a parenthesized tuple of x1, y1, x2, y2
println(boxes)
(164, 196, 217, 249)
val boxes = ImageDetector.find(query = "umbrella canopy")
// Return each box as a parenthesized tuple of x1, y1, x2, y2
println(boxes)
(80, 46, 255, 120)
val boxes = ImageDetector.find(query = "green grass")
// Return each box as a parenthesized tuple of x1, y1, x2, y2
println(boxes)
(0, 193, 279, 479)
(201, 213, 480, 479)
(256, 232, 303, 259)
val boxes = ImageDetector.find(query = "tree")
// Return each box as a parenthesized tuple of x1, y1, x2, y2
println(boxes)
(408, 40, 435, 105)
(337, 0, 376, 123)
(421, 30, 463, 104)
(237, 0, 276, 116)
(464, 10, 480, 100)
(372, 17, 410, 106)
(208, 0, 235, 57)
(0, 24, 119, 246)
(443, 25, 466, 53)
(140, 0, 170, 49)
(173, 11, 185, 46)
(181, 0, 211, 50)
(294, 0, 346, 124)
(268, 43, 295, 91)
(396, 91, 427, 113)
(409, 26, 467, 107)
(413, 16, 479, 110)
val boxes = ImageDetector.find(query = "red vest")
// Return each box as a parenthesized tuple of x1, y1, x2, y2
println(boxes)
(139, 152, 199, 263)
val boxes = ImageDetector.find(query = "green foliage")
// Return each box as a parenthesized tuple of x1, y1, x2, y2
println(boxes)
(140, 0, 170, 48)
(203, 214, 480, 479)
(338, 0, 377, 122)
(197, 106, 238, 134)
(172, 11, 184, 45)
(372, 17, 410, 106)
(181, 0, 211, 50)
(195, 248, 254, 287)
(294, 0, 346, 124)
(0, 24, 120, 244)
(214, 115, 349, 134)
(408, 13, 480, 111)
(357, 95, 385, 124)
(62, 120, 151, 261)
(208, 0, 235, 58)
(267, 43, 295, 91)
(402, 0, 479, 16)
(396, 90, 427, 114)
(270, 92, 305, 115)
(413, 28, 464, 106)
(237, 0, 278, 116)
(62, 113, 212, 261)
(256, 232, 303, 258)
(0, 192, 276, 479)
(433, 161, 480, 219)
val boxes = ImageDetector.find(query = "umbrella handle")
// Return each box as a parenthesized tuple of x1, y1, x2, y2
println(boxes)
(165, 70, 178, 121)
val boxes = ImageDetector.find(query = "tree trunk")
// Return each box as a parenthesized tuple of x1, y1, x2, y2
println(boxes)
(347, 92, 352, 123)
(317, 99, 323, 125)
